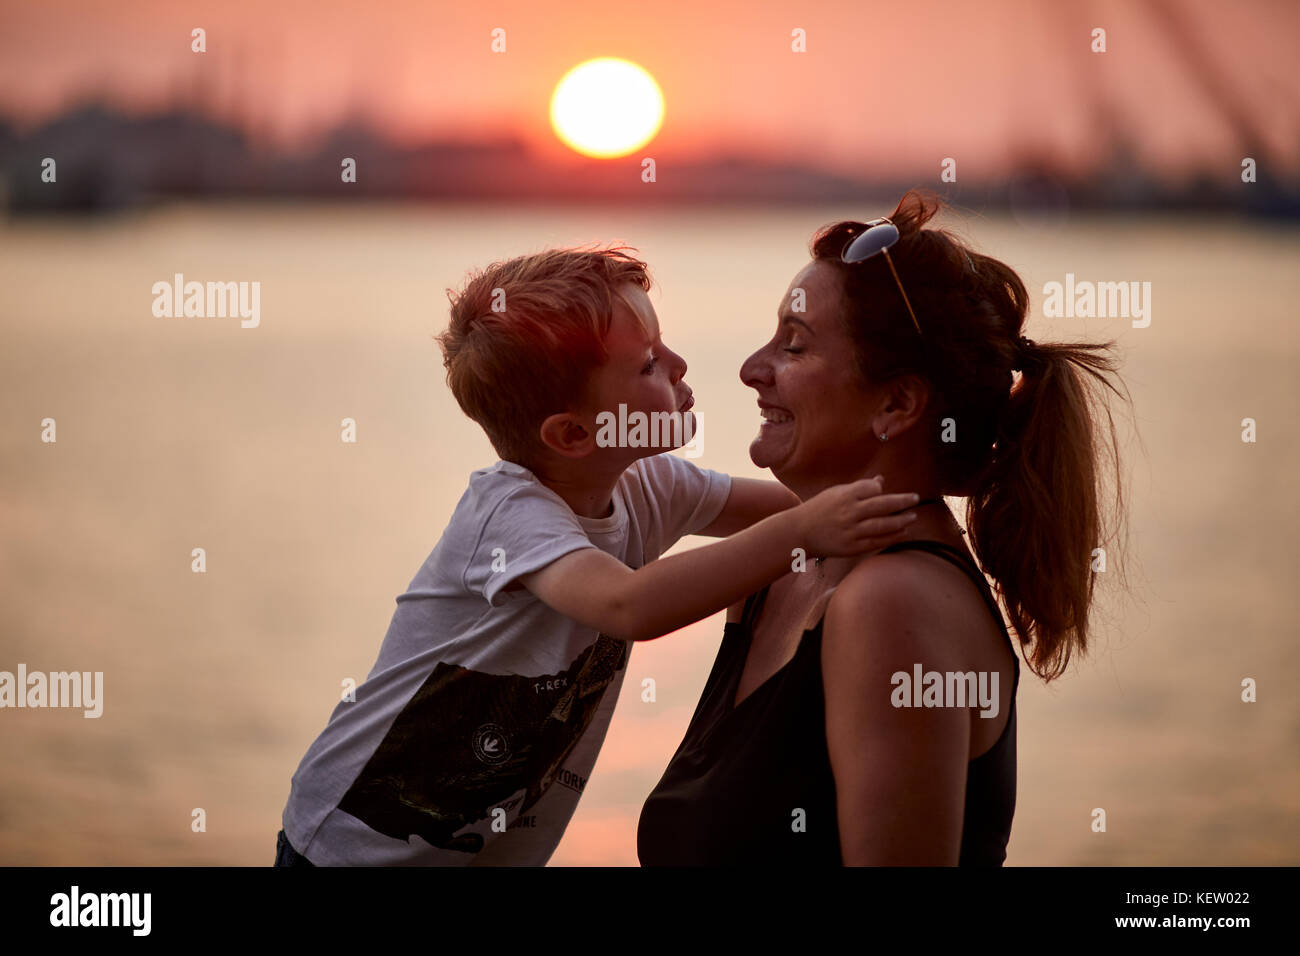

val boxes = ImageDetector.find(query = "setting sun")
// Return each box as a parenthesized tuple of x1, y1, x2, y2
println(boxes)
(549, 58, 665, 159)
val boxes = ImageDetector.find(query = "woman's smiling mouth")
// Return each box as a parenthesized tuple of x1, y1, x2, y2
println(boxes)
(758, 402, 793, 426)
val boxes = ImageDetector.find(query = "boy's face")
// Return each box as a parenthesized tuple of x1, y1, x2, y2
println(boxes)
(549, 282, 694, 462)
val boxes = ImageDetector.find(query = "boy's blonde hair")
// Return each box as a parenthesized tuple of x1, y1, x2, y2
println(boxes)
(438, 245, 653, 464)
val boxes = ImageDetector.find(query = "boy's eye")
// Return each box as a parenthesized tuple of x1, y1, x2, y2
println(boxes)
(642, 357, 658, 373)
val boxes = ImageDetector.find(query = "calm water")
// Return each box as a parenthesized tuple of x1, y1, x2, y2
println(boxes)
(0, 202, 1297, 865)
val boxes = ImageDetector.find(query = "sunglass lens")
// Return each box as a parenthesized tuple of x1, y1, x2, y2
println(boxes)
(842, 222, 900, 263)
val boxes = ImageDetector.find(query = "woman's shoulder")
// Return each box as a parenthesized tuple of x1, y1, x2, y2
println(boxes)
(830, 544, 957, 616)
(823, 543, 988, 671)
(835, 537, 986, 604)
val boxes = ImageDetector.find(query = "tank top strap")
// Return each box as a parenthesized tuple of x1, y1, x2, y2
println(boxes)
(739, 582, 773, 634)
(878, 540, 1019, 669)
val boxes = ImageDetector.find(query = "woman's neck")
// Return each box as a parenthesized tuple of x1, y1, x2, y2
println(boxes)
(816, 498, 966, 578)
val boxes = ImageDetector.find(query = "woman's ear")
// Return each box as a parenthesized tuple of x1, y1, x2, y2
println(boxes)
(874, 375, 931, 439)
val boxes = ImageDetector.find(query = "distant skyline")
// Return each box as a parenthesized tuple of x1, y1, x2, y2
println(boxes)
(1, 0, 1297, 182)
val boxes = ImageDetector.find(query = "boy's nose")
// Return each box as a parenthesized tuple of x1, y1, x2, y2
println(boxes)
(666, 348, 687, 382)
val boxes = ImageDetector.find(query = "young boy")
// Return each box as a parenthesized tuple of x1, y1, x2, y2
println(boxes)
(276, 245, 919, 866)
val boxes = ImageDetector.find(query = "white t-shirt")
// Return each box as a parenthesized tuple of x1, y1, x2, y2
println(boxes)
(281, 452, 731, 865)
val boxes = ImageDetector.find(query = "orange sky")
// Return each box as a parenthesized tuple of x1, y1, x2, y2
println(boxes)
(0, 0, 1296, 180)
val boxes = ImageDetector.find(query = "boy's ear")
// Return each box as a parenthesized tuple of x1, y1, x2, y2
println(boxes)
(538, 412, 596, 459)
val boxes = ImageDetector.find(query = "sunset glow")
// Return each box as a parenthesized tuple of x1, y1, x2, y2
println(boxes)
(549, 58, 665, 159)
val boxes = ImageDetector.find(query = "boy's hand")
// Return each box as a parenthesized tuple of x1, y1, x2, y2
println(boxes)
(795, 476, 920, 558)
(518, 475, 922, 643)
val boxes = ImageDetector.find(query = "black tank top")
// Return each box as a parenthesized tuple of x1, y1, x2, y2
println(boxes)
(636, 539, 1019, 866)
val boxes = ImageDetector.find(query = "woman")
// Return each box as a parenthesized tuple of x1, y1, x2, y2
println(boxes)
(637, 189, 1130, 866)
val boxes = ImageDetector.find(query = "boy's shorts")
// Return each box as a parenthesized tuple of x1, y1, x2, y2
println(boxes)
(273, 829, 315, 867)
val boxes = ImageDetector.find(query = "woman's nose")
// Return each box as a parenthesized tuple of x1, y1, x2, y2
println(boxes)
(739, 347, 769, 386)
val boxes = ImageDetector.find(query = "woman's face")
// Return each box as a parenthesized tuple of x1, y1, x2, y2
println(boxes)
(740, 259, 885, 497)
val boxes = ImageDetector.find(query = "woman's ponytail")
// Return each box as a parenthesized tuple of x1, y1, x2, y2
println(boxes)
(967, 338, 1132, 680)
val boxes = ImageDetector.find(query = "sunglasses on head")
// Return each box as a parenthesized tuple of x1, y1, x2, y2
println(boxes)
(840, 217, 923, 338)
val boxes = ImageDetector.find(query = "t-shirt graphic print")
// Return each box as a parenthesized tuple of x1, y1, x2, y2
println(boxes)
(336, 633, 629, 854)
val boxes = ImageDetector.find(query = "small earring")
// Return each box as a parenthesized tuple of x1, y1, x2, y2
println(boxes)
(878, 432, 889, 442)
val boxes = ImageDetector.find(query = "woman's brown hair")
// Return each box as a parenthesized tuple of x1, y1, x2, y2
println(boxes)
(811, 188, 1132, 681)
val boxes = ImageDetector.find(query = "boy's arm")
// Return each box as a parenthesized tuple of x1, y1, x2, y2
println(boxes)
(518, 479, 919, 642)
(693, 477, 801, 538)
